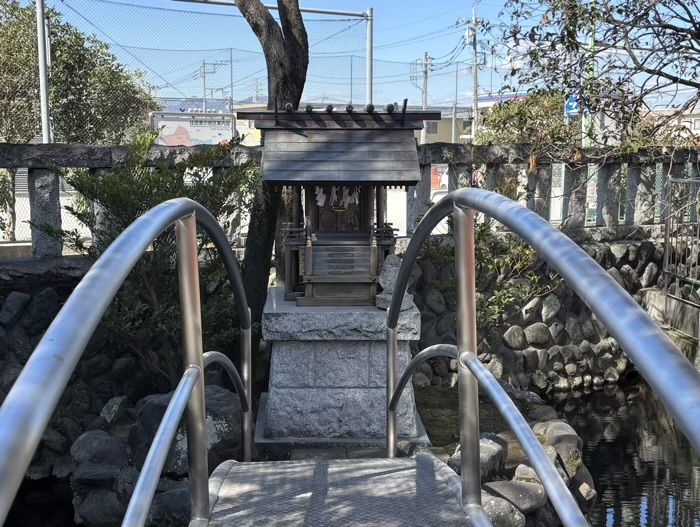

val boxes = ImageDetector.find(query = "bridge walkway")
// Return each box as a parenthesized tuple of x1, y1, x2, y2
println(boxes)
(2, 190, 700, 527)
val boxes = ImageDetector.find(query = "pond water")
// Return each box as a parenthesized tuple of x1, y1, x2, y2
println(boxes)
(550, 383, 700, 527)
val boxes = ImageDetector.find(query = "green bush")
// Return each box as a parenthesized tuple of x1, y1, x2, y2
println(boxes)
(41, 132, 258, 388)
(419, 166, 558, 342)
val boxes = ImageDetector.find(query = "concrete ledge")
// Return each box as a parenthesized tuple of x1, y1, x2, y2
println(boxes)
(644, 288, 699, 339)
(0, 243, 32, 259)
(0, 255, 91, 288)
(262, 287, 420, 341)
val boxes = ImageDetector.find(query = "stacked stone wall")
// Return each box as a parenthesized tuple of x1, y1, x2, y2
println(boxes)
(408, 239, 668, 394)
(0, 287, 241, 527)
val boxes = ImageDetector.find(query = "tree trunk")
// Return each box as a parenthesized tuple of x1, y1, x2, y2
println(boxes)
(2, 168, 16, 242)
(237, 0, 309, 328)
(242, 179, 282, 326)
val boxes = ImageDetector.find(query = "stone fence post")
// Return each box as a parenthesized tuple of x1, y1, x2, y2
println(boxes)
(597, 163, 622, 227)
(531, 164, 552, 220)
(28, 168, 62, 259)
(562, 165, 587, 229)
(626, 163, 656, 225)
(408, 163, 432, 235)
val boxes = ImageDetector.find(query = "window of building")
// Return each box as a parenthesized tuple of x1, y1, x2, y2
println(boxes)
(426, 121, 438, 135)
(693, 119, 700, 131)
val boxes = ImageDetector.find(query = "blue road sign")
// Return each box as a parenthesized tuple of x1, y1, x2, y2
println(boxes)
(565, 95, 580, 116)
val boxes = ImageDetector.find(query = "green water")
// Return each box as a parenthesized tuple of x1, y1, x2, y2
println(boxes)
(552, 380, 700, 527)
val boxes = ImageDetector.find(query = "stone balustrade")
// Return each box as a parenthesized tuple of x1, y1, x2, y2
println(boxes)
(1, 142, 695, 261)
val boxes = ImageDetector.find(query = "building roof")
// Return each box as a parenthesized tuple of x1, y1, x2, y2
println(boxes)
(238, 109, 440, 185)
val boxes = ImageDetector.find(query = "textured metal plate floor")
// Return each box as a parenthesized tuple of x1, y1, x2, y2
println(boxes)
(208, 454, 471, 526)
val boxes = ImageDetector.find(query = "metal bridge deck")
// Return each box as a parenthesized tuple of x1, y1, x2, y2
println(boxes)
(208, 454, 471, 526)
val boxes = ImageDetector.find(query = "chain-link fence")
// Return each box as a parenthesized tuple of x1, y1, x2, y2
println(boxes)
(3, 0, 368, 243)
(45, 0, 368, 107)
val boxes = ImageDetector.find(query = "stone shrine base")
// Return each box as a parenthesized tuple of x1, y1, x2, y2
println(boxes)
(255, 393, 430, 458)
(258, 288, 426, 452)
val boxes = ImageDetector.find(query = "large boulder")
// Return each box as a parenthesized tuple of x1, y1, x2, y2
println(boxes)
(483, 480, 547, 515)
(481, 492, 526, 527)
(76, 489, 126, 527)
(375, 254, 414, 311)
(503, 326, 526, 350)
(0, 291, 32, 329)
(448, 433, 507, 480)
(521, 298, 541, 325)
(541, 295, 561, 325)
(147, 487, 190, 527)
(128, 385, 242, 476)
(70, 430, 129, 493)
(524, 323, 551, 348)
(23, 288, 61, 337)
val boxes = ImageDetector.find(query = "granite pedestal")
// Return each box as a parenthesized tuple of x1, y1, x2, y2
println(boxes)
(257, 288, 423, 450)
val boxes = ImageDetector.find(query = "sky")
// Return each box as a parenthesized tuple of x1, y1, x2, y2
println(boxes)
(39, 0, 519, 109)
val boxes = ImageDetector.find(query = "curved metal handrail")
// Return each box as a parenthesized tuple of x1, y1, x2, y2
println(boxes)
(454, 188, 700, 452)
(123, 352, 249, 526)
(0, 197, 252, 524)
(122, 366, 201, 527)
(389, 344, 587, 526)
(388, 187, 700, 453)
(387, 196, 454, 329)
(459, 350, 588, 526)
(386, 187, 700, 526)
(388, 344, 458, 411)
(203, 351, 250, 412)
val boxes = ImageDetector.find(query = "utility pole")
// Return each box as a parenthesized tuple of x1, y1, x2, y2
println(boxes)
(471, 4, 479, 142)
(490, 46, 495, 95)
(36, 0, 51, 142)
(253, 79, 261, 104)
(420, 51, 429, 144)
(202, 61, 207, 111)
(201, 61, 227, 111)
(452, 62, 459, 143)
(350, 55, 353, 104)
(583, 0, 596, 148)
(229, 48, 234, 113)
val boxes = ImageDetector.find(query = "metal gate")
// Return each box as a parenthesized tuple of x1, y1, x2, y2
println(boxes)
(663, 177, 700, 309)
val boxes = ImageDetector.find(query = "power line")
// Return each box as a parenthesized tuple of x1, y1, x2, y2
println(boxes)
(58, 0, 204, 106)
(63, 0, 358, 22)
(377, 6, 465, 32)
(309, 19, 364, 49)
(431, 36, 467, 62)
(376, 25, 465, 51)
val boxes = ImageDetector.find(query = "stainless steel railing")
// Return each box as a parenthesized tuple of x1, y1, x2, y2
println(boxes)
(0, 198, 253, 526)
(122, 352, 250, 527)
(388, 344, 586, 527)
(386, 187, 700, 527)
(123, 366, 202, 527)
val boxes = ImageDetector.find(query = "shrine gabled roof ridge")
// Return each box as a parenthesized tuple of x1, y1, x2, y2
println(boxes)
(237, 109, 441, 131)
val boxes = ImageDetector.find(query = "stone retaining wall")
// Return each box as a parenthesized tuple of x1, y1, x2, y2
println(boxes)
(408, 239, 667, 394)
(0, 287, 242, 526)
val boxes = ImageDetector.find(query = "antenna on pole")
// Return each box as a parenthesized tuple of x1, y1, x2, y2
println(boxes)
(409, 53, 431, 144)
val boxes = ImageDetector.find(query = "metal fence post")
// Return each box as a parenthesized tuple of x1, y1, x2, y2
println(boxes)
(453, 204, 481, 507)
(386, 327, 398, 458)
(175, 214, 210, 524)
(241, 308, 252, 462)
(366, 7, 373, 105)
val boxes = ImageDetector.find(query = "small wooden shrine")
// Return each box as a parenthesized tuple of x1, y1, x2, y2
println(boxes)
(238, 103, 439, 306)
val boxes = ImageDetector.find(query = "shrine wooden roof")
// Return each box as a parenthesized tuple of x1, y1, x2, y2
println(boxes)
(236, 109, 440, 185)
